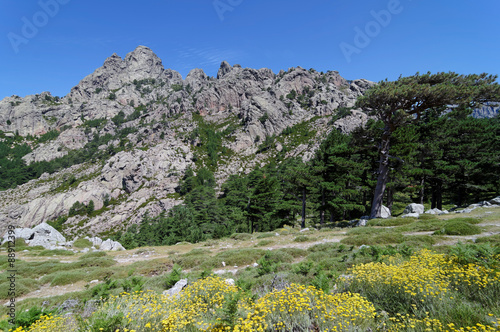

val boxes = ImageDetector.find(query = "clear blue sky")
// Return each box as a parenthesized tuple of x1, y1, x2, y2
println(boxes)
(1, 0, 499, 98)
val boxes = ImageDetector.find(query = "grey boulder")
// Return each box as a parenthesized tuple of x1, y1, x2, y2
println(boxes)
(489, 196, 500, 205)
(403, 203, 425, 215)
(425, 208, 443, 215)
(100, 239, 125, 251)
(163, 279, 188, 297)
(402, 213, 420, 218)
(380, 205, 391, 219)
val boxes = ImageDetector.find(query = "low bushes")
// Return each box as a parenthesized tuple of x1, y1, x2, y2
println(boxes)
(434, 220, 482, 236)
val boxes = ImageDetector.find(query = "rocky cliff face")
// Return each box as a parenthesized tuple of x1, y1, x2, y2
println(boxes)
(472, 102, 499, 119)
(0, 46, 375, 236)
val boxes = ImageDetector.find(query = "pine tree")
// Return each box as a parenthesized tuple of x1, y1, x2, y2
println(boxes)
(311, 129, 365, 222)
(246, 169, 282, 232)
(356, 72, 500, 218)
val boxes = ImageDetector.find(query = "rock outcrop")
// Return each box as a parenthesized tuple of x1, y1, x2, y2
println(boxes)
(2, 222, 66, 249)
(0, 45, 377, 237)
(99, 239, 125, 251)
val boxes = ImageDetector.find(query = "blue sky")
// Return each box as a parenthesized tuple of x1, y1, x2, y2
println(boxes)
(1, 0, 499, 98)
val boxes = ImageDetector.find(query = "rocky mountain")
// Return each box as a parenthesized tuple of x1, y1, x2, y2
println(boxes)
(0, 45, 374, 237)
(472, 102, 500, 119)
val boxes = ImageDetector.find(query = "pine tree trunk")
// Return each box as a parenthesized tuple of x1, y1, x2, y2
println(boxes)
(387, 186, 394, 211)
(419, 176, 425, 205)
(320, 189, 325, 226)
(437, 188, 442, 211)
(301, 187, 306, 228)
(431, 180, 443, 210)
(370, 127, 391, 219)
(247, 198, 252, 232)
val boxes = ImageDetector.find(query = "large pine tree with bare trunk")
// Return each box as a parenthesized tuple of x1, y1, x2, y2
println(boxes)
(356, 72, 500, 219)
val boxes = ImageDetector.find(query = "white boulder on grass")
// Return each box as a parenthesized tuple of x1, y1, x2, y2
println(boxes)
(402, 213, 420, 218)
(380, 205, 391, 219)
(163, 279, 188, 297)
(425, 208, 443, 215)
(403, 203, 425, 215)
(99, 239, 125, 251)
(86, 236, 103, 247)
(3, 222, 67, 249)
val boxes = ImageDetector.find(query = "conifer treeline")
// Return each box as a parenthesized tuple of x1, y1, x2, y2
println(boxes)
(119, 109, 500, 248)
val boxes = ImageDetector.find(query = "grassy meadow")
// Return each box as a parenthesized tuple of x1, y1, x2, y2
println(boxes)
(0, 206, 499, 331)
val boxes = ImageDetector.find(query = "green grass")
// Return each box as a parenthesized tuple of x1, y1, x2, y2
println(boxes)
(276, 247, 307, 258)
(475, 234, 500, 244)
(73, 238, 93, 248)
(293, 235, 313, 242)
(2, 208, 499, 331)
(399, 219, 448, 232)
(367, 217, 416, 227)
(434, 220, 482, 236)
(35, 249, 75, 256)
(79, 251, 108, 260)
(41, 271, 88, 286)
(214, 248, 265, 267)
(256, 240, 274, 247)
(341, 231, 404, 246)
(230, 233, 252, 241)
(0, 277, 41, 299)
(256, 232, 275, 239)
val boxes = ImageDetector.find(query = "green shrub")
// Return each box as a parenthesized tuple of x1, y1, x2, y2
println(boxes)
(0, 277, 40, 299)
(83, 312, 124, 332)
(256, 240, 274, 247)
(90, 277, 119, 300)
(121, 276, 145, 293)
(434, 221, 481, 236)
(1, 238, 21, 249)
(341, 232, 404, 246)
(43, 270, 88, 286)
(215, 249, 265, 267)
(307, 242, 339, 253)
(72, 257, 116, 268)
(164, 264, 182, 289)
(418, 214, 438, 220)
(277, 248, 307, 258)
(402, 235, 436, 247)
(447, 242, 500, 268)
(256, 233, 275, 239)
(184, 248, 211, 256)
(450, 217, 481, 225)
(310, 271, 331, 293)
(4, 306, 56, 330)
(367, 218, 415, 227)
(230, 233, 252, 241)
(173, 253, 208, 269)
(293, 235, 311, 242)
(292, 261, 314, 276)
(80, 251, 108, 260)
(399, 219, 447, 232)
(475, 234, 500, 244)
(37, 249, 74, 256)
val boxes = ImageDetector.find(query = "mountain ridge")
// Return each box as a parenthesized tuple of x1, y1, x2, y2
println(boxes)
(0, 46, 374, 237)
